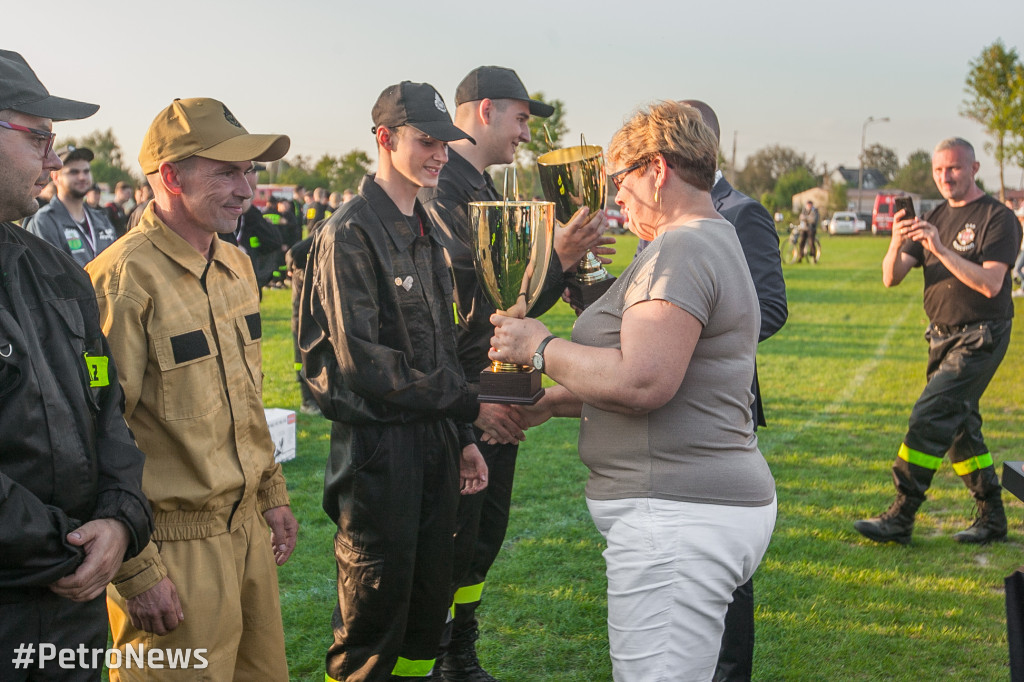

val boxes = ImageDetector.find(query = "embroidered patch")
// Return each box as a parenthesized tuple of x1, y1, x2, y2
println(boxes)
(170, 330, 211, 364)
(434, 92, 446, 113)
(222, 104, 242, 128)
(953, 223, 977, 253)
(245, 312, 262, 340)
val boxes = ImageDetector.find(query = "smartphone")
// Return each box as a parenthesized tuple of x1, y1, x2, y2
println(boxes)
(893, 196, 915, 221)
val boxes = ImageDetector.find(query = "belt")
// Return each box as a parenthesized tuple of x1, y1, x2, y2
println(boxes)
(930, 320, 990, 336)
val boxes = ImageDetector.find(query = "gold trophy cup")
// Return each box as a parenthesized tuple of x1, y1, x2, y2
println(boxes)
(537, 143, 616, 310)
(470, 200, 555, 404)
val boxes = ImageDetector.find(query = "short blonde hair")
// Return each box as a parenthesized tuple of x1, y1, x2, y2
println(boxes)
(608, 101, 718, 192)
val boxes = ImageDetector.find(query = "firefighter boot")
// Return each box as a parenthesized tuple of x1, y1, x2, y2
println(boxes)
(954, 466, 1007, 544)
(440, 625, 498, 682)
(855, 455, 933, 544)
(854, 493, 923, 545)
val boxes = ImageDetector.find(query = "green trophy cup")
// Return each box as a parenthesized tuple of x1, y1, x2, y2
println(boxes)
(470, 199, 555, 404)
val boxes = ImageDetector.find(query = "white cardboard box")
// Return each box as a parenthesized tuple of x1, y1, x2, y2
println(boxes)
(265, 408, 296, 463)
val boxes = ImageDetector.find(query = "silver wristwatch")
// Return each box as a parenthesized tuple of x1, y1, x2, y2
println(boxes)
(532, 335, 558, 372)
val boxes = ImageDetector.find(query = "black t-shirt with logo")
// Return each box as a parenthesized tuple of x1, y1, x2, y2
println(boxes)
(903, 194, 1021, 326)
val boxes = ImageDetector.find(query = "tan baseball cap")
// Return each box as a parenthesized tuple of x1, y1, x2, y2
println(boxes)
(139, 97, 290, 174)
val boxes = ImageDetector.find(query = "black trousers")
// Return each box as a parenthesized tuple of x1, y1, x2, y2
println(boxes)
(714, 579, 754, 681)
(325, 420, 459, 682)
(904, 319, 1011, 462)
(448, 435, 518, 637)
(0, 591, 106, 681)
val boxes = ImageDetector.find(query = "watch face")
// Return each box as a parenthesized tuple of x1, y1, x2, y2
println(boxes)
(532, 353, 543, 371)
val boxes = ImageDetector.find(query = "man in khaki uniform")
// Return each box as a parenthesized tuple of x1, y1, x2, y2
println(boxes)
(87, 98, 297, 680)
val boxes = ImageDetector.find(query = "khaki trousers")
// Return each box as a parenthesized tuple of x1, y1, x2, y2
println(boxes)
(107, 510, 288, 681)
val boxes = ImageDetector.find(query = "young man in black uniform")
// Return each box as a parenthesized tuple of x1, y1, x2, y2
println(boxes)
(300, 81, 488, 682)
(419, 66, 609, 682)
(855, 137, 1021, 545)
(0, 49, 152, 681)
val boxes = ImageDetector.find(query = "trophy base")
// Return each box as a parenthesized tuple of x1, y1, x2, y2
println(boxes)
(478, 367, 545, 405)
(566, 275, 617, 311)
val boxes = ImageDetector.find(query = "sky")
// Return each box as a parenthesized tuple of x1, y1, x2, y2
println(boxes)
(8, 0, 1024, 193)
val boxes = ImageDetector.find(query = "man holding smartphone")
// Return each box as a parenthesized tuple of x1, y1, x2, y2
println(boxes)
(855, 137, 1021, 545)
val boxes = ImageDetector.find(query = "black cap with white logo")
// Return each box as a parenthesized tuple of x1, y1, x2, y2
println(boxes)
(372, 82, 475, 144)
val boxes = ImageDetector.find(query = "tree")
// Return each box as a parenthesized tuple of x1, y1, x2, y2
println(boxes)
(961, 40, 1024, 202)
(332, 150, 372, 192)
(862, 143, 900, 182)
(277, 155, 329, 191)
(519, 92, 567, 165)
(275, 149, 371, 193)
(887, 150, 941, 199)
(734, 145, 816, 199)
(58, 128, 136, 186)
(1010, 68, 1024, 179)
(770, 167, 818, 212)
(828, 182, 848, 214)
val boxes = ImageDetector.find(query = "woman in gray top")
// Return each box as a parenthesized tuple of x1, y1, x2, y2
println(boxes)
(488, 101, 776, 681)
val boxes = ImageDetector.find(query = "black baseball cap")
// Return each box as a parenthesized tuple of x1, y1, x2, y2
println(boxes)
(0, 50, 98, 121)
(372, 82, 474, 144)
(56, 146, 94, 163)
(455, 66, 554, 118)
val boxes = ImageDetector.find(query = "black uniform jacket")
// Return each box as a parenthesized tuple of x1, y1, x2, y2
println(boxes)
(420, 149, 569, 380)
(220, 205, 284, 290)
(0, 223, 152, 595)
(299, 176, 478, 443)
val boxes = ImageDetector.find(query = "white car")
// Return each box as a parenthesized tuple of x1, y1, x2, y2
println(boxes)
(828, 211, 866, 235)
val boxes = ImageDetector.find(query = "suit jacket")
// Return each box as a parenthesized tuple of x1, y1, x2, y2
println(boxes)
(713, 178, 787, 427)
(636, 177, 787, 426)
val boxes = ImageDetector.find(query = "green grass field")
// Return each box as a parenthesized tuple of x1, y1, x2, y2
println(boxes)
(261, 231, 1024, 681)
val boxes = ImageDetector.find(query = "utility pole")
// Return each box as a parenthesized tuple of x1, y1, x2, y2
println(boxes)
(858, 116, 890, 214)
(730, 130, 737, 185)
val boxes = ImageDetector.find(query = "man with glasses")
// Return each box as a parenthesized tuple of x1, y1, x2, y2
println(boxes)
(87, 98, 297, 680)
(419, 65, 609, 681)
(25, 145, 118, 266)
(0, 49, 153, 681)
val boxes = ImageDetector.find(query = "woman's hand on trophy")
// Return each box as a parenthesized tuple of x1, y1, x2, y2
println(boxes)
(554, 206, 608, 271)
(459, 444, 488, 495)
(489, 315, 549, 366)
(475, 403, 528, 444)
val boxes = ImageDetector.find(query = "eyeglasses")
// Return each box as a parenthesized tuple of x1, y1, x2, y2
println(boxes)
(609, 161, 645, 190)
(0, 120, 56, 157)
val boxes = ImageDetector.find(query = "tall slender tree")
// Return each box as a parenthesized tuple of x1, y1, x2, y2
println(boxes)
(961, 40, 1024, 201)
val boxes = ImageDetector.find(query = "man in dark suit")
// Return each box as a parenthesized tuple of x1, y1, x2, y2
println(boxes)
(635, 99, 787, 682)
